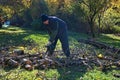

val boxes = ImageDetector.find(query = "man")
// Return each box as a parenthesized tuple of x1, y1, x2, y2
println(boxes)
(41, 14, 70, 58)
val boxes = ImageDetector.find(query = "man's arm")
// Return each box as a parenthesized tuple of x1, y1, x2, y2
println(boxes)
(49, 21, 58, 43)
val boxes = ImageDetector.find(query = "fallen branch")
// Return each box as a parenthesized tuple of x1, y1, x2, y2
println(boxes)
(78, 39, 120, 53)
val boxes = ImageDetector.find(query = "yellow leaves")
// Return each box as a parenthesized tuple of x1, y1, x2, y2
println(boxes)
(97, 54, 103, 59)
(2, 6, 14, 18)
(37, 78, 42, 80)
(18, 46, 25, 50)
(22, 0, 31, 8)
(45, 0, 59, 14)
(46, 0, 58, 3)
(111, 0, 120, 12)
(111, 0, 120, 6)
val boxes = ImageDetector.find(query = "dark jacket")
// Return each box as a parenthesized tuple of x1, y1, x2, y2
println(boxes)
(44, 16, 70, 57)
(46, 16, 67, 43)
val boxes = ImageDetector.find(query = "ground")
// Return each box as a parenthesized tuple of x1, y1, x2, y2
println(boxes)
(0, 26, 120, 80)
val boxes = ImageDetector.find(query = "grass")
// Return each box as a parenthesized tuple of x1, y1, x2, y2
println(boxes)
(0, 26, 120, 80)
(97, 34, 120, 48)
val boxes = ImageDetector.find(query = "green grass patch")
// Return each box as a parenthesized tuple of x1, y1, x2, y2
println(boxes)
(83, 69, 120, 80)
(0, 26, 120, 80)
(97, 34, 120, 48)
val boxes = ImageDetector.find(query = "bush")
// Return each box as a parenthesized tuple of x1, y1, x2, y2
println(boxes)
(31, 19, 44, 31)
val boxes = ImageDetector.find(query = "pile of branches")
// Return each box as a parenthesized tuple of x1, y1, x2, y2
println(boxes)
(0, 46, 120, 72)
(0, 49, 60, 71)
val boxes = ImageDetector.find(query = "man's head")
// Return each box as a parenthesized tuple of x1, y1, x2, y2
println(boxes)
(41, 14, 49, 25)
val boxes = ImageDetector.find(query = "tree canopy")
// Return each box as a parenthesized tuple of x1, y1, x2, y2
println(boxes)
(0, 0, 119, 36)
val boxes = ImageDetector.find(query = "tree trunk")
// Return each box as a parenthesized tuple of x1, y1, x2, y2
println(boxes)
(0, 23, 2, 28)
(89, 20, 95, 38)
(97, 14, 101, 36)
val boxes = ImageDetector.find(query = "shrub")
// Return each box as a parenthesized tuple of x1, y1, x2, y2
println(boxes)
(31, 19, 45, 31)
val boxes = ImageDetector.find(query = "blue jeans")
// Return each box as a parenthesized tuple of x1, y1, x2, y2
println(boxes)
(47, 32, 70, 57)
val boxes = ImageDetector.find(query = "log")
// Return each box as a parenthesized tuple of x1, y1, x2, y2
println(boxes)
(78, 39, 120, 53)
(0, 52, 43, 61)
(13, 49, 24, 55)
